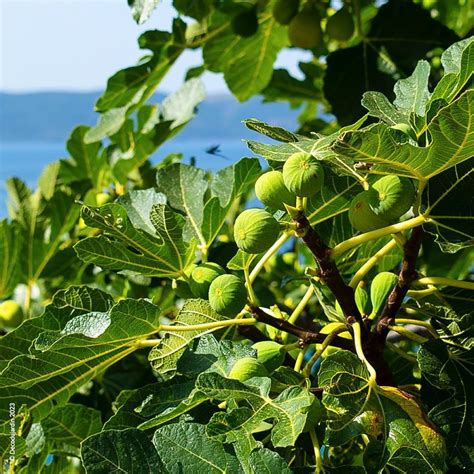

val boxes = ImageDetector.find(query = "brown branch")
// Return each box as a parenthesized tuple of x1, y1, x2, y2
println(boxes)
(250, 306, 355, 352)
(376, 226, 424, 341)
(292, 212, 365, 331)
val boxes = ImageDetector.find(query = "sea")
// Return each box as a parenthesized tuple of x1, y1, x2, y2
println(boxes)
(0, 138, 254, 217)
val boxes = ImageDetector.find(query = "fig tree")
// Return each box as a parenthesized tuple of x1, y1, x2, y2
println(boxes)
(234, 208, 280, 254)
(255, 170, 296, 210)
(228, 357, 268, 381)
(372, 175, 415, 221)
(252, 340, 285, 372)
(288, 8, 322, 49)
(231, 8, 258, 37)
(190, 262, 225, 298)
(325, 7, 354, 41)
(348, 189, 392, 232)
(273, 0, 299, 25)
(282, 152, 325, 197)
(0, 300, 24, 328)
(370, 272, 399, 317)
(208, 274, 247, 316)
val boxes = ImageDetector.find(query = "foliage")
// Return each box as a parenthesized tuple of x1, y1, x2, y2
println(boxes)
(1, 1, 473, 472)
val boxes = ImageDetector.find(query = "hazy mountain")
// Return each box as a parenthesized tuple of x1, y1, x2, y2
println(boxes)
(0, 91, 300, 143)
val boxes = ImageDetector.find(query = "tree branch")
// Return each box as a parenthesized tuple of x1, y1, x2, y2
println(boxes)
(292, 211, 365, 330)
(250, 306, 355, 352)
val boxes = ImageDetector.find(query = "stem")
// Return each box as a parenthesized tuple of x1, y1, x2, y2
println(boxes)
(349, 238, 397, 288)
(309, 428, 324, 474)
(388, 326, 429, 344)
(24, 281, 32, 318)
(281, 285, 315, 343)
(353, 321, 377, 384)
(249, 233, 291, 283)
(395, 318, 438, 338)
(386, 341, 417, 363)
(303, 323, 347, 377)
(332, 215, 427, 258)
(414, 277, 474, 291)
(244, 267, 258, 306)
(294, 349, 305, 372)
(407, 287, 438, 298)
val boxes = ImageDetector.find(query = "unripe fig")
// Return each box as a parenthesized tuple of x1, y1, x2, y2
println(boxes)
(255, 170, 296, 210)
(283, 152, 325, 197)
(372, 175, 415, 222)
(370, 272, 399, 318)
(0, 300, 24, 328)
(288, 8, 322, 49)
(234, 208, 280, 254)
(252, 340, 285, 372)
(228, 357, 268, 381)
(231, 8, 258, 38)
(96, 192, 111, 206)
(348, 189, 392, 232)
(208, 274, 247, 316)
(325, 7, 354, 41)
(190, 262, 225, 298)
(355, 287, 370, 315)
(273, 0, 299, 25)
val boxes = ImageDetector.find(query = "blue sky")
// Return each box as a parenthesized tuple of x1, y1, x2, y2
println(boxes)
(1, 0, 310, 95)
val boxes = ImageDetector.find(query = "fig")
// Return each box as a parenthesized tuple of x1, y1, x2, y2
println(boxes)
(282, 152, 325, 197)
(190, 262, 225, 298)
(231, 8, 258, 37)
(252, 340, 285, 372)
(0, 300, 24, 328)
(370, 272, 399, 317)
(348, 189, 392, 233)
(255, 170, 296, 210)
(208, 274, 247, 316)
(96, 192, 111, 206)
(372, 175, 415, 221)
(273, 0, 299, 25)
(233, 208, 280, 254)
(288, 8, 323, 49)
(355, 286, 370, 315)
(325, 7, 354, 41)
(228, 357, 268, 381)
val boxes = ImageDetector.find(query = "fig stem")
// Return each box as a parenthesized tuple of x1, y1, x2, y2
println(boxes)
(414, 276, 474, 291)
(353, 321, 377, 384)
(349, 238, 398, 288)
(309, 428, 323, 474)
(394, 318, 438, 338)
(406, 287, 438, 298)
(294, 349, 305, 372)
(332, 214, 427, 257)
(386, 341, 417, 363)
(281, 285, 315, 343)
(387, 325, 429, 344)
(244, 266, 259, 306)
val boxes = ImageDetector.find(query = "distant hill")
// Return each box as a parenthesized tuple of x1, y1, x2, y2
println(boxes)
(0, 91, 300, 143)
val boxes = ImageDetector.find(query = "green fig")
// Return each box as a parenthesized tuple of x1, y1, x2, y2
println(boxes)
(228, 357, 268, 381)
(348, 189, 392, 232)
(208, 274, 247, 316)
(325, 7, 354, 41)
(234, 208, 280, 254)
(255, 170, 296, 210)
(370, 272, 399, 318)
(0, 300, 24, 328)
(282, 152, 325, 197)
(96, 192, 111, 206)
(288, 8, 323, 49)
(372, 175, 416, 222)
(252, 340, 285, 372)
(273, 0, 299, 25)
(190, 263, 225, 298)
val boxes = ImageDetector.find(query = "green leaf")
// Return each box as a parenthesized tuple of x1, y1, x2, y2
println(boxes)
(128, 0, 161, 24)
(197, 372, 316, 447)
(75, 202, 196, 278)
(0, 220, 22, 298)
(244, 119, 298, 143)
(152, 422, 241, 473)
(248, 448, 293, 474)
(148, 299, 231, 379)
(418, 340, 473, 469)
(333, 90, 474, 180)
(203, 8, 287, 101)
(0, 288, 160, 430)
(361, 91, 408, 126)
(173, 0, 213, 21)
(81, 428, 165, 473)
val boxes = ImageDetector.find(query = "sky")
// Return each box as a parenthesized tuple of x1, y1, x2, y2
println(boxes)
(0, 0, 310, 95)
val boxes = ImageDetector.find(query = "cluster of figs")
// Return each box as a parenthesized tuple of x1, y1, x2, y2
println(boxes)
(185, 151, 416, 329)
(231, 0, 355, 47)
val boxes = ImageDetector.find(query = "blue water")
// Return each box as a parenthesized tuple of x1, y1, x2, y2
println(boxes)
(0, 138, 253, 217)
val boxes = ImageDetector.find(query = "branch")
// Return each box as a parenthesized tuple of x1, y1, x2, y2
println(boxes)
(292, 212, 365, 329)
(250, 306, 355, 352)
(376, 226, 423, 340)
